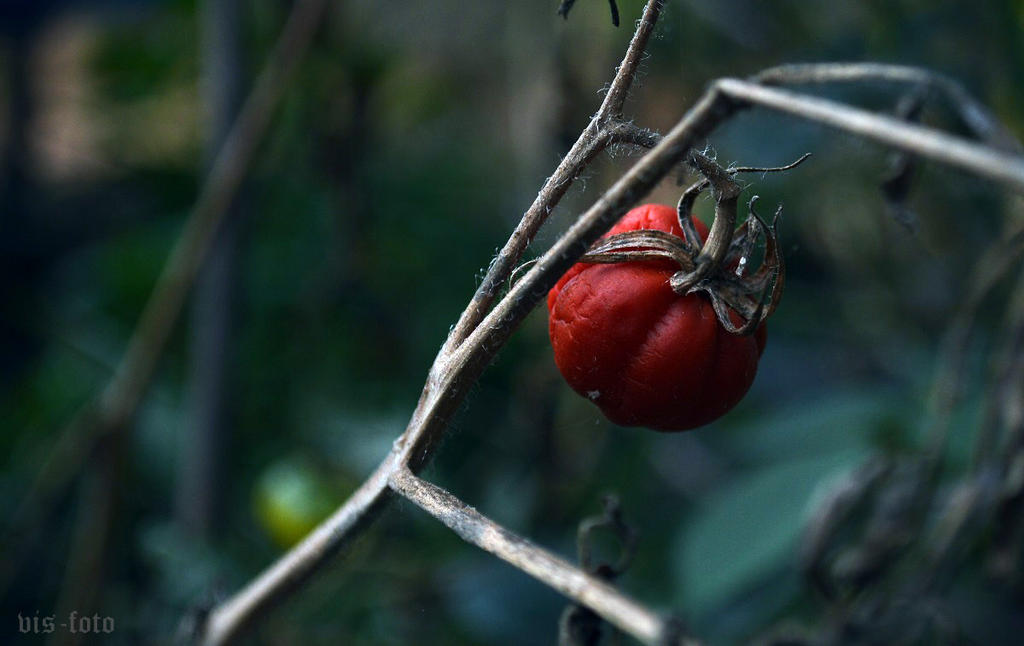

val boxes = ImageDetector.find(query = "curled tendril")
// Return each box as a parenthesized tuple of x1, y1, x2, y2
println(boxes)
(577, 494, 637, 579)
(557, 0, 620, 27)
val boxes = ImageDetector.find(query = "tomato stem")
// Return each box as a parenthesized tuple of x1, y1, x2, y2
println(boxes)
(569, 152, 805, 336)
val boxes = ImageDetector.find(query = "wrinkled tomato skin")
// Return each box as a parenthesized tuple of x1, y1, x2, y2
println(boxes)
(547, 204, 766, 431)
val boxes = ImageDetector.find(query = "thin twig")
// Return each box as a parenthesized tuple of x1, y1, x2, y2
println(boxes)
(401, 87, 734, 473)
(751, 62, 1023, 152)
(389, 468, 700, 646)
(607, 120, 663, 149)
(199, 5, 674, 637)
(199, 51, 729, 646)
(200, 455, 399, 645)
(198, 58, 1024, 645)
(599, 1, 660, 118)
(442, 0, 665, 355)
(101, 0, 327, 438)
(2, 0, 330, 566)
(715, 78, 1024, 193)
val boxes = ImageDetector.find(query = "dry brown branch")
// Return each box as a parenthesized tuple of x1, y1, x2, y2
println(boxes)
(1, 0, 330, 576)
(198, 4, 680, 642)
(196, 46, 1024, 646)
(751, 62, 1023, 152)
(713, 79, 1024, 192)
(388, 468, 698, 646)
(100, 0, 329, 440)
(441, 0, 665, 355)
(607, 70, 1024, 192)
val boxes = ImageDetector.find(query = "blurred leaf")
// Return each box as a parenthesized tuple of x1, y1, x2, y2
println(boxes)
(673, 448, 868, 614)
(723, 388, 911, 464)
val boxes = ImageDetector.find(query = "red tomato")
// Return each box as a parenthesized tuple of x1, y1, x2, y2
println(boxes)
(547, 203, 766, 431)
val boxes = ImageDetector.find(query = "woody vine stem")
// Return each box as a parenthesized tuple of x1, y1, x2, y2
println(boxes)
(195, 2, 1024, 642)
(8, 1, 1023, 645)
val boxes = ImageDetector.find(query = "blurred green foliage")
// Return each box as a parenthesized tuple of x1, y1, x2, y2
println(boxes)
(2, 0, 1023, 644)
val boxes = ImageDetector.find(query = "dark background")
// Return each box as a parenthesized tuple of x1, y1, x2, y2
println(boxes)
(2, 0, 1023, 644)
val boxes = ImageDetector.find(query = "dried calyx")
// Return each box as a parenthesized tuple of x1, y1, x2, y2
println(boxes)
(579, 151, 809, 335)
